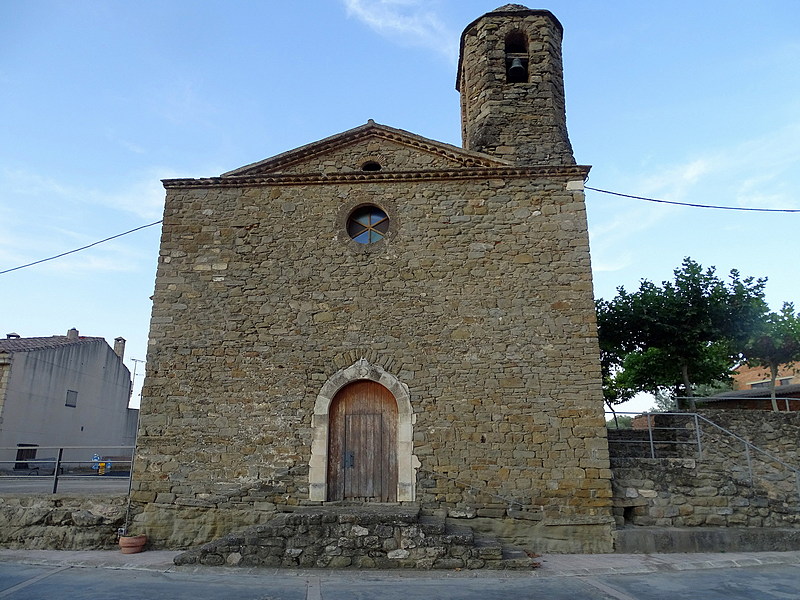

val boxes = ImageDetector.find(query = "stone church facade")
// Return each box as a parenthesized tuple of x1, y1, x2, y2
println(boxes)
(132, 5, 614, 553)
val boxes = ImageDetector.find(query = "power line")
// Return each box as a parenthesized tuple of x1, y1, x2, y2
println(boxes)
(586, 186, 800, 213)
(3, 183, 798, 277)
(0, 220, 163, 276)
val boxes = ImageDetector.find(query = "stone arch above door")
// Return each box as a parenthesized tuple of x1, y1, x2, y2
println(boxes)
(309, 358, 418, 502)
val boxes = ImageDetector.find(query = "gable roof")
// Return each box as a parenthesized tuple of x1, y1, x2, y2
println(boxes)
(221, 120, 511, 177)
(0, 335, 106, 353)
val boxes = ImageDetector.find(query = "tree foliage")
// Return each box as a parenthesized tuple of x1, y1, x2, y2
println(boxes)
(741, 303, 800, 411)
(596, 258, 768, 409)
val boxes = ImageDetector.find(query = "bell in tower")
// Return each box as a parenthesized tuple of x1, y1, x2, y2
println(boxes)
(456, 4, 576, 166)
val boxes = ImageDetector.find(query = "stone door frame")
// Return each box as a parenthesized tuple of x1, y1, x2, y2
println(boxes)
(309, 358, 418, 502)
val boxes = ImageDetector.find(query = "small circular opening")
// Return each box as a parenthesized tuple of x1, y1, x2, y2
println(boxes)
(347, 205, 389, 244)
(361, 161, 382, 172)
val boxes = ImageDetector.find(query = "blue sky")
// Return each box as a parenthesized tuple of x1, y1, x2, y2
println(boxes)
(2, 1, 798, 410)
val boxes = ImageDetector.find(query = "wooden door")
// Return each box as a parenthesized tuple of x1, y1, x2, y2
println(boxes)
(328, 380, 398, 502)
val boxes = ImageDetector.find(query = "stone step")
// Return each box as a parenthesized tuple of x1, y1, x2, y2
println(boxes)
(499, 545, 539, 569)
(442, 522, 474, 545)
(174, 505, 536, 570)
(418, 514, 446, 535)
(471, 536, 503, 560)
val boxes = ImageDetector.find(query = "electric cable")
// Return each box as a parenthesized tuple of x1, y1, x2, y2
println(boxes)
(3, 184, 798, 277)
(0, 220, 163, 275)
(586, 186, 800, 213)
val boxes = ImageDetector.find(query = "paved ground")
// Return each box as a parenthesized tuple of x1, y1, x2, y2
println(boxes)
(0, 476, 130, 495)
(0, 549, 798, 599)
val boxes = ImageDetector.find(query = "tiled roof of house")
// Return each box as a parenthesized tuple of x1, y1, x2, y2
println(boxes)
(0, 335, 105, 353)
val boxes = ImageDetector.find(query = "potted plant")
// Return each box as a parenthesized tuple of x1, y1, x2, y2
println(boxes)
(118, 529, 147, 554)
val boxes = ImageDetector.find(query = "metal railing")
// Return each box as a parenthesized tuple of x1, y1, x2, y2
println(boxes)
(606, 411, 800, 504)
(0, 445, 134, 494)
(606, 411, 703, 457)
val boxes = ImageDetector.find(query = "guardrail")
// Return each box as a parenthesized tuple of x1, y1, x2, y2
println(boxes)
(0, 445, 134, 494)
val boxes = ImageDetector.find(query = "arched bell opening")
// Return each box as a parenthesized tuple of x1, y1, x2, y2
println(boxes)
(505, 30, 529, 83)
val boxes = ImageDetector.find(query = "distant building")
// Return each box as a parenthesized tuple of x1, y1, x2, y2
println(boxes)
(695, 363, 800, 411)
(0, 328, 138, 472)
(732, 362, 798, 390)
(700, 384, 800, 411)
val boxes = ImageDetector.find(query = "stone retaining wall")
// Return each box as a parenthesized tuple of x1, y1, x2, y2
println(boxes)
(0, 495, 127, 549)
(696, 410, 800, 464)
(611, 410, 800, 528)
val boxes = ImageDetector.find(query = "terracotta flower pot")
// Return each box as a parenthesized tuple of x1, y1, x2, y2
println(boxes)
(119, 534, 147, 554)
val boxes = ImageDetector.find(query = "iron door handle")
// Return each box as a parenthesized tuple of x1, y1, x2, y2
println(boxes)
(345, 451, 355, 469)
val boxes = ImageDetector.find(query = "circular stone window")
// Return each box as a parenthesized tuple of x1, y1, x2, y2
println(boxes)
(347, 205, 389, 244)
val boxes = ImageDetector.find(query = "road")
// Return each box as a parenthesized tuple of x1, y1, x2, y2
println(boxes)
(0, 550, 798, 599)
(0, 475, 130, 495)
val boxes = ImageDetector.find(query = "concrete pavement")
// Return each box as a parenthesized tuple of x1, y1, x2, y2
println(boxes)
(0, 549, 798, 599)
(1, 548, 798, 576)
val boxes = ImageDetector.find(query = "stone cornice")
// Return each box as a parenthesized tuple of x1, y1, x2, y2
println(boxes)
(163, 165, 591, 189)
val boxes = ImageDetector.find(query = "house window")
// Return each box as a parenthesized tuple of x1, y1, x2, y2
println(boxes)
(65, 389, 78, 407)
(346, 205, 389, 244)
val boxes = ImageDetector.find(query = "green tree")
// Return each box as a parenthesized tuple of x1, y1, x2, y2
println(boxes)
(649, 389, 677, 412)
(596, 297, 637, 423)
(742, 303, 800, 411)
(606, 415, 632, 429)
(596, 258, 768, 410)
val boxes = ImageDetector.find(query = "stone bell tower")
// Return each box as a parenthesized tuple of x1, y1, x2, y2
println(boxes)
(457, 4, 575, 166)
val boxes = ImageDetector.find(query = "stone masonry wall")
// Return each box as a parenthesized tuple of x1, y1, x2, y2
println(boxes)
(134, 163, 613, 549)
(458, 8, 575, 166)
(0, 495, 127, 550)
(612, 410, 800, 528)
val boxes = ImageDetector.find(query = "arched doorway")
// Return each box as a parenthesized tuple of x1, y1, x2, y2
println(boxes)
(327, 380, 398, 502)
(308, 358, 417, 502)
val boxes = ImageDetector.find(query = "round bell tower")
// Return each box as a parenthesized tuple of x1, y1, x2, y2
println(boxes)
(456, 4, 575, 166)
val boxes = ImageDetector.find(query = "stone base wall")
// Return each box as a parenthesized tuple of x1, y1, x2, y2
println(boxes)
(127, 459, 614, 553)
(133, 501, 614, 554)
(129, 464, 613, 553)
(614, 526, 800, 554)
(460, 515, 614, 554)
(0, 495, 127, 550)
(129, 468, 308, 548)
